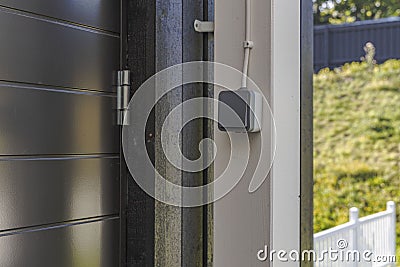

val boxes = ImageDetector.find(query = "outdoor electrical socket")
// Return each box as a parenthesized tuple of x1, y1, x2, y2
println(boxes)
(218, 88, 263, 133)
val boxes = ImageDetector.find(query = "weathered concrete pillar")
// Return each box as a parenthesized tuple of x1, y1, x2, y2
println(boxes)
(154, 1, 209, 266)
(126, 0, 213, 266)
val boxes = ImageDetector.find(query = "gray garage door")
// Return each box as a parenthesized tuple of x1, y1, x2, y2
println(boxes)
(0, 1, 121, 266)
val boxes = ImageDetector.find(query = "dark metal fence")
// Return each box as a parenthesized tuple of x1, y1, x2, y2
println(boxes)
(314, 17, 400, 72)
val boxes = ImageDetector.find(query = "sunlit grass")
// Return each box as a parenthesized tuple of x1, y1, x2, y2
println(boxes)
(314, 59, 400, 259)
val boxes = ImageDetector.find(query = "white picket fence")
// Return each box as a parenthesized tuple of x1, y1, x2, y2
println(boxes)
(314, 201, 396, 267)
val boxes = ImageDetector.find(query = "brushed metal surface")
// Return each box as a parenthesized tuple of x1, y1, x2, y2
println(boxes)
(0, 0, 121, 263)
(0, 0, 119, 33)
(0, 157, 119, 230)
(0, 83, 118, 155)
(0, 218, 119, 267)
(0, 8, 119, 92)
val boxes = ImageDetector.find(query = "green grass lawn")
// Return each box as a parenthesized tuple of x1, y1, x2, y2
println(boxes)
(313, 59, 400, 258)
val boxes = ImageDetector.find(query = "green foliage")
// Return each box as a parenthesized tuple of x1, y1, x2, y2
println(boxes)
(314, 60, 400, 259)
(313, 0, 400, 25)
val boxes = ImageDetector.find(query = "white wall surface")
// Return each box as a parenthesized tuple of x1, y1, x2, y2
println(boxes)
(214, 0, 301, 266)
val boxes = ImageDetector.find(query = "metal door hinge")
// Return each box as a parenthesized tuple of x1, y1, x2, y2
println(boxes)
(194, 20, 214, 33)
(116, 70, 131, 126)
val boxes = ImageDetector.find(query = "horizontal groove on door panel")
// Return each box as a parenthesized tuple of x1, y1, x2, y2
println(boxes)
(0, 215, 119, 237)
(0, 5, 119, 38)
(0, 80, 118, 97)
(0, 9, 119, 92)
(0, 84, 119, 155)
(0, 0, 119, 33)
(0, 154, 119, 161)
(0, 157, 120, 230)
(0, 218, 119, 267)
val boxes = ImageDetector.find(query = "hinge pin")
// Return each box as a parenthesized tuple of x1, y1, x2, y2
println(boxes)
(117, 70, 131, 126)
